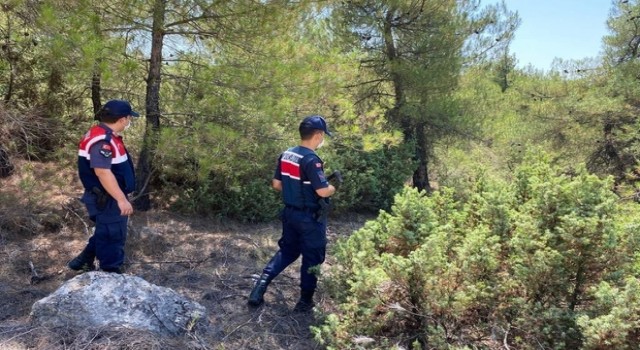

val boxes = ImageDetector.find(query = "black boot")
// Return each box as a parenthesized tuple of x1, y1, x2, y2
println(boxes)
(293, 289, 315, 312)
(248, 273, 271, 306)
(67, 249, 96, 272)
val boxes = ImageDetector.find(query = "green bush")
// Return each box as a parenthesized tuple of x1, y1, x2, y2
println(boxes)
(577, 278, 640, 349)
(171, 176, 281, 223)
(324, 140, 416, 213)
(154, 123, 282, 222)
(315, 153, 637, 349)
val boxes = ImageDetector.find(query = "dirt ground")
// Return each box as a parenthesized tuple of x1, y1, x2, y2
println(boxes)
(0, 161, 371, 350)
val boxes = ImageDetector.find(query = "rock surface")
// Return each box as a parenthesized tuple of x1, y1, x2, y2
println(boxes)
(30, 272, 207, 336)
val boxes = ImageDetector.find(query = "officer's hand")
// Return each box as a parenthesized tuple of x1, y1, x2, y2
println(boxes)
(117, 199, 134, 216)
(327, 171, 343, 185)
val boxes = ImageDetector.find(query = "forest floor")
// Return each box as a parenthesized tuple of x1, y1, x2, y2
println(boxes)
(0, 160, 372, 350)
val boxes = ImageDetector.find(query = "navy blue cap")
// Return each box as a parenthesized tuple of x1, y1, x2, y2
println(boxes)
(103, 100, 140, 118)
(299, 115, 332, 137)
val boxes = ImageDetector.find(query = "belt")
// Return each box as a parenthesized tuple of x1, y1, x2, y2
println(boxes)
(285, 205, 318, 213)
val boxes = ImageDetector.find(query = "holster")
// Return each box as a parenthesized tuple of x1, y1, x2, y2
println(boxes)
(315, 197, 332, 222)
(91, 186, 110, 210)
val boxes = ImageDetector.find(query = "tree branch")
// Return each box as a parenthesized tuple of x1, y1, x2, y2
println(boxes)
(165, 14, 220, 29)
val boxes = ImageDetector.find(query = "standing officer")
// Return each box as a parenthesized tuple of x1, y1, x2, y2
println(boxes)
(68, 99, 139, 274)
(248, 115, 337, 312)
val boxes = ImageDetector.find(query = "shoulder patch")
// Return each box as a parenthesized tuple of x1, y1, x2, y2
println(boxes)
(99, 144, 113, 158)
(315, 162, 322, 168)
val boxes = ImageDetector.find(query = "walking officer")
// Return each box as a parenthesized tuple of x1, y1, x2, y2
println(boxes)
(68, 99, 139, 274)
(248, 115, 338, 312)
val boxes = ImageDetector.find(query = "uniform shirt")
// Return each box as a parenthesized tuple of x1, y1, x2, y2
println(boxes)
(89, 141, 114, 169)
(274, 146, 329, 210)
(78, 124, 136, 194)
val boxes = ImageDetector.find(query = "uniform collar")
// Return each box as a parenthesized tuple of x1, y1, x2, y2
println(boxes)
(98, 123, 122, 138)
(98, 123, 113, 132)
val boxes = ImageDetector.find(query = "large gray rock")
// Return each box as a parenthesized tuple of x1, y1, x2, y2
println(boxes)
(30, 272, 207, 336)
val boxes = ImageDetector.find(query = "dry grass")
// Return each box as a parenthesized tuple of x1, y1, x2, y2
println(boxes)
(0, 160, 371, 350)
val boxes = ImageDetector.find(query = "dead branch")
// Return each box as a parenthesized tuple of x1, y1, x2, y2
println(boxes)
(63, 203, 90, 235)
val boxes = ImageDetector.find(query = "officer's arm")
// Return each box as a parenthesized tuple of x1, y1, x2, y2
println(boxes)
(272, 179, 282, 192)
(316, 184, 335, 198)
(94, 168, 133, 215)
(304, 156, 335, 198)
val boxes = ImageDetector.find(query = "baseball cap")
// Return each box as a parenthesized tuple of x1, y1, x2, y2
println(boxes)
(102, 100, 140, 118)
(299, 115, 332, 137)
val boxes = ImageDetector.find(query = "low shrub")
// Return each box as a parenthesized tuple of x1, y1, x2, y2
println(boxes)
(315, 152, 638, 349)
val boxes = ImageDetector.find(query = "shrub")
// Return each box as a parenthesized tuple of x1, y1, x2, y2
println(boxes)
(154, 122, 282, 222)
(323, 140, 416, 213)
(170, 176, 281, 223)
(315, 153, 635, 349)
(577, 278, 640, 349)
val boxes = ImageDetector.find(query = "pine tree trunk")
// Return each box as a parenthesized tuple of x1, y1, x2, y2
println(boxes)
(3, 15, 14, 103)
(134, 0, 165, 211)
(412, 122, 431, 193)
(382, 8, 431, 194)
(91, 66, 101, 119)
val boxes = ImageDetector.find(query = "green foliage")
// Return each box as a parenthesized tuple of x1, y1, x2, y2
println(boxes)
(173, 177, 281, 223)
(324, 138, 415, 213)
(154, 122, 282, 222)
(330, 0, 519, 192)
(438, 58, 627, 195)
(441, 0, 640, 203)
(576, 277, 640, 349)
(316, 154, 637, 349)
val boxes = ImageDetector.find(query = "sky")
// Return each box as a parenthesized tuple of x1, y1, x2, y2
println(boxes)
(492, 0, 613, 70)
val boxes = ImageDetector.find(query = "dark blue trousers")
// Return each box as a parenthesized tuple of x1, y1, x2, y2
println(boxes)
(263, 206, 327, 291)
(79, 190, 128, 271)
